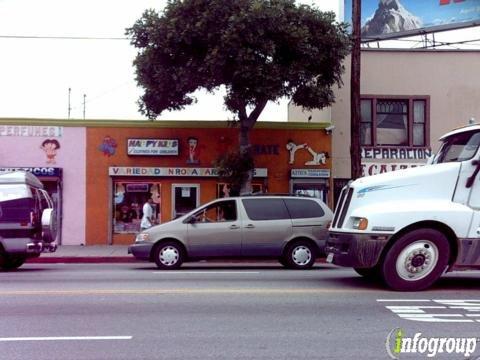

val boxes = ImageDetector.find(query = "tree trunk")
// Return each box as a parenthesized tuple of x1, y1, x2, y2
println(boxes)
(239, 124, 253, 194)
(237, 100, 267, 194)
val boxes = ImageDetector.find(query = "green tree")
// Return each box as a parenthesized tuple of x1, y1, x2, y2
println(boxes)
(127, 0, 350, 192)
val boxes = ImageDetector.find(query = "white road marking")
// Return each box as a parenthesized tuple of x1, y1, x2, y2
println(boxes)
(0, 336, 132, 342)
(377, 299, 431, 302)
(152, 271, 260, 274)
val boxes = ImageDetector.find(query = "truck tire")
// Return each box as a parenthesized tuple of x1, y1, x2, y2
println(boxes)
(153, 241, 185, 270)
(381, 229, 450, 291)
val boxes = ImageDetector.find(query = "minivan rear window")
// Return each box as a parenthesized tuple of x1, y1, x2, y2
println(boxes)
(284, 199, 325, 219)
(242, 199, 290, 220)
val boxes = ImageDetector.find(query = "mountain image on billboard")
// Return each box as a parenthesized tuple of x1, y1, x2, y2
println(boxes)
(344, 0, 480, 41)
(361, 0, 421, 37)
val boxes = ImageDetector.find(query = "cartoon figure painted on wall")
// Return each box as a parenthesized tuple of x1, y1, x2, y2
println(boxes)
(286, 140, 307, 164)
(186, 136, 200, 164)
(40, 139, 61, 164)
(99, 135, 117, 157)
(286, 140, 328, 166)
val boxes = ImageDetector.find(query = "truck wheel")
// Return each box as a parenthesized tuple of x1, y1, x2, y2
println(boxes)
(153, 241, 185, 270)
(381, 229, 450, 291)
(284, 241, 316, 269)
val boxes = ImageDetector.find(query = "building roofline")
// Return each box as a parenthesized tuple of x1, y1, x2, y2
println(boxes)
(0, 118, 329, 130)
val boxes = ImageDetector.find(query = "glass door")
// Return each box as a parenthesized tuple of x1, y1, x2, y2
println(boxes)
(172, 184, 200, 219)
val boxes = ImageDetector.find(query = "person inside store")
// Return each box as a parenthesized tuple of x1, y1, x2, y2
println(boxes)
(141, 197, 155, 231)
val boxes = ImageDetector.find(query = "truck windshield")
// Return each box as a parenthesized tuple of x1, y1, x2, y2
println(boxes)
(433, 131, 480, 164)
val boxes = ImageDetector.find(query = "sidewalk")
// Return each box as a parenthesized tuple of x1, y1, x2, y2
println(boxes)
(27, 245, 135, 263)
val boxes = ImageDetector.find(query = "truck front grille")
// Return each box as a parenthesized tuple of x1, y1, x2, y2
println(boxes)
(332, 186, 353, 229)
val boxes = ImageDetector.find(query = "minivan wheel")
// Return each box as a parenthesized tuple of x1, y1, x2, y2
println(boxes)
(153, 241, 185, 270)
(381, 229, 449, 291)
(0, 254, 26, 270)
(284, 241, 316, 269)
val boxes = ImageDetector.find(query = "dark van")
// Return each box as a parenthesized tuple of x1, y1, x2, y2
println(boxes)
(0, 171, 57, 269)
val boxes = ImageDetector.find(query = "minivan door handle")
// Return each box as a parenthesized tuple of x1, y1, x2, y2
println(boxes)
(229, 224, 240, 230)
(244, 224, 255, 229)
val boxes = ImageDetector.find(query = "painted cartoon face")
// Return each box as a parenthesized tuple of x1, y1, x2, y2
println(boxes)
(188, 138, 198, 149)
(41, 139, 61, 163)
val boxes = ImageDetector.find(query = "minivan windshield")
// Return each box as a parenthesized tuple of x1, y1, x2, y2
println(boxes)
(433, 130, 480, 164)
(0, 184, 29, 202)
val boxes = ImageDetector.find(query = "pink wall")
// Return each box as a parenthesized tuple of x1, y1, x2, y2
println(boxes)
(0, 125, 86, 245)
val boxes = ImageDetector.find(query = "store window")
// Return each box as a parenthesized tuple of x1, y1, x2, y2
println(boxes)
(113, 181, 161, 233)
(361, 97, 428, 147)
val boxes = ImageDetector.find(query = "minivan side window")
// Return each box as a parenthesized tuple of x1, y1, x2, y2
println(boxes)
(284, 199, 325, 219)
(242, 199, 290, 220)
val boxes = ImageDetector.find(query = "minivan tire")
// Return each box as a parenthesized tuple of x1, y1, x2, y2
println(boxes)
(381, 229, 449, 291)
(283, 241, 316, 270)
(0, 254, 25, 270)
(153, 241, 185, 270)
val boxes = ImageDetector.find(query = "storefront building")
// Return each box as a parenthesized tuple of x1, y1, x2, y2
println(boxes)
(85, 121, 332, 245)
(0, 122, 86, 245)
(289, 49, 480, 205)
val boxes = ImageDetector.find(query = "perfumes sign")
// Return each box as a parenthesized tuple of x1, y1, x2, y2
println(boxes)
(127, 139, 179, 156)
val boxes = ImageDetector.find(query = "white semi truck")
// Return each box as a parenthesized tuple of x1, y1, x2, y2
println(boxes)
(326, 124, 480, 291)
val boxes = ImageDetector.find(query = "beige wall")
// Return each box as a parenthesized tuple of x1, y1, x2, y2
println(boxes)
(290, 49, 480, 179)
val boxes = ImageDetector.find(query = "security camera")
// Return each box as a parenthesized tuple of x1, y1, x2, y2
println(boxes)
(325, 125, 335, 134)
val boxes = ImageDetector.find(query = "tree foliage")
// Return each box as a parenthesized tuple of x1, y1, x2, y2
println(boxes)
(127, 0, 350, 191)
(213, 150, 255, 196)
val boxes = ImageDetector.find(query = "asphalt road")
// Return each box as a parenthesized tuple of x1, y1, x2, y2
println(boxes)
(2, 262, 480, 360)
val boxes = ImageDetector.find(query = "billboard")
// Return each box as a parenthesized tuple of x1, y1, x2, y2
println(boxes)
(344, 0, 480, 41)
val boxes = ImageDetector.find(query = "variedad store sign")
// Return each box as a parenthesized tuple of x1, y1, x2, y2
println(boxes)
(291, 169, 331, 178)
(127, 138, 179, 156)
(0, 125, 63, 137)
(362, 162, 425, 177)
(109, 167, 268, 178)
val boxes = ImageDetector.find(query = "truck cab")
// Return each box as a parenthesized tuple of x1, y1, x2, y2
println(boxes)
(326, 124, 480, 291)
(0, 171, 57, 270)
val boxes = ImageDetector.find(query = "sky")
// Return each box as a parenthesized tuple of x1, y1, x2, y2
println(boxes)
(0, 0, 339, 122)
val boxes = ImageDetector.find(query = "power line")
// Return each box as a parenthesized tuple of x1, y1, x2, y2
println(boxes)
(0, 35, 128, 40)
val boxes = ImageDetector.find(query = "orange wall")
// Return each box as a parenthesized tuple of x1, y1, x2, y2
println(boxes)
(86, 124, 331, 245)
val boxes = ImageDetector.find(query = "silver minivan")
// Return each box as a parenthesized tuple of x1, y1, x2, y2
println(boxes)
(128, 195, 333, 269)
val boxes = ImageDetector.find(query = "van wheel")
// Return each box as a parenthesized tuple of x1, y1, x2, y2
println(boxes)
(381, 229, 449, 291)
(0, 255, 26, 270)
(153, 241, 185, 270)
(284, 241, 316, 269)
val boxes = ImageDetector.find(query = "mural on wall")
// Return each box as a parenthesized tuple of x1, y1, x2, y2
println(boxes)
(286, 140, 328, 166)
(186, 136, 201, 164)
(99, 135, 117, 157)
(40, 139, 61, 164)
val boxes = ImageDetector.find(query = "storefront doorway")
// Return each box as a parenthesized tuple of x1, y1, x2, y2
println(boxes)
(172, 184, 199, 219)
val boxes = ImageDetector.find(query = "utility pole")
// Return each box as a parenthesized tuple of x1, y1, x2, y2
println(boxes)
(68, 88, 72, 119)
(350, 0, 362, 180)
(83, 94, 86, 120)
